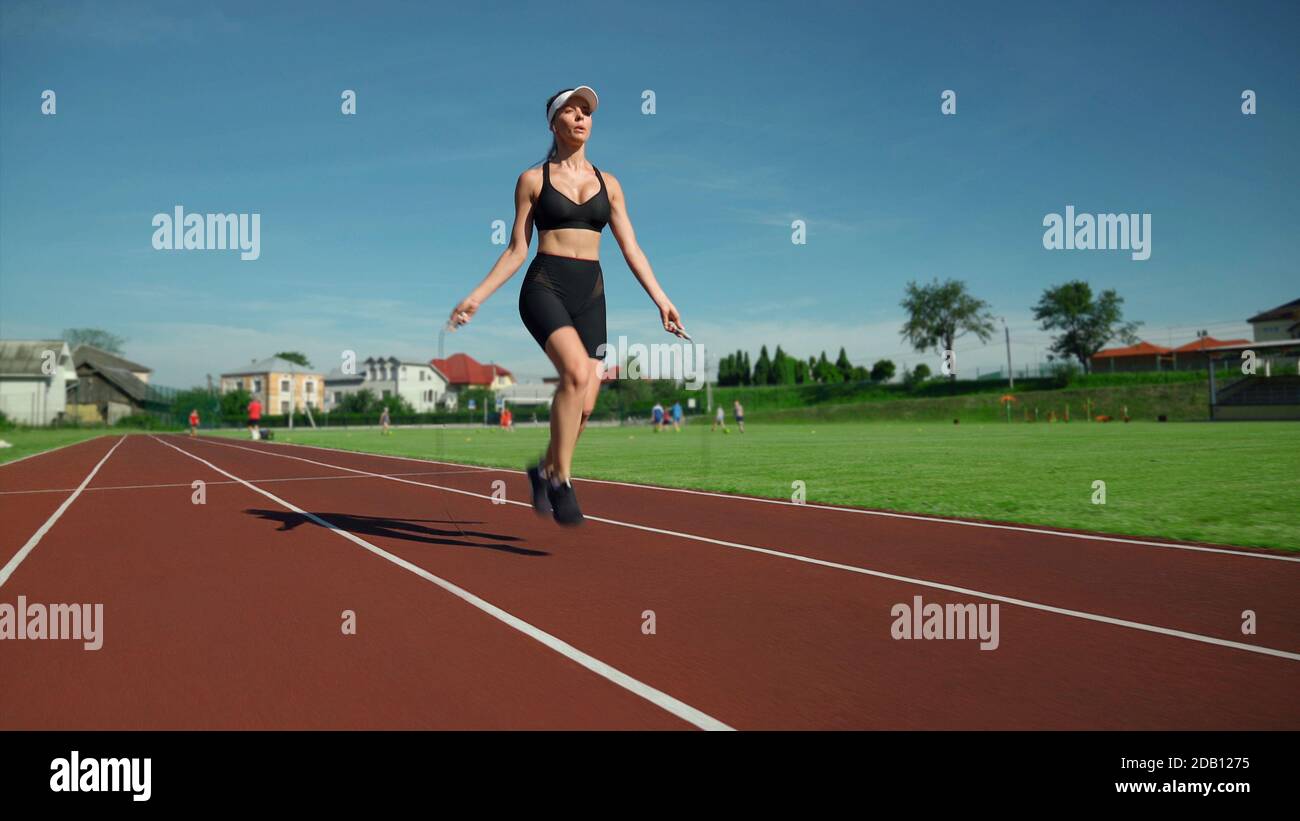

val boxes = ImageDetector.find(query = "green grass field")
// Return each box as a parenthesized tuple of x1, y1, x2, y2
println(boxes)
(0, 428, 111, 464)
(210, 420, 1300, 552)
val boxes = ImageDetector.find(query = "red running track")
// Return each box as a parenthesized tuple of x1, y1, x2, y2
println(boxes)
(0, 433, 1297, 730)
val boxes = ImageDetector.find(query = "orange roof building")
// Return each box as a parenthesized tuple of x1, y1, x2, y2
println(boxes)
(1171, 336, 1250, 353)
(430, 353, 515, 389)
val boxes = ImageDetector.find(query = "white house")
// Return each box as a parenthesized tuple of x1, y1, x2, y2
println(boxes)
(0, 340, 78, 425)
(326, 356, 449, 413)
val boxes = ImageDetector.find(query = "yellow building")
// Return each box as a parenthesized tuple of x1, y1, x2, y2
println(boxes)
(220, 356, 324, 415)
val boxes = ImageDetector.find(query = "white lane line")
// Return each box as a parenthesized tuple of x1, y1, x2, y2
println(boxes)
(0, 436, 125, 589)
(179, 434, 1300, 663)
(0, 468, 491, 496)
(217, 436, 1299, 563)
(151, 435, 732, 731)
(0, 434, 111, 469)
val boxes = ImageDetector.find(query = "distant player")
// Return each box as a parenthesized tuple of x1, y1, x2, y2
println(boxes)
(733, 399, 745, 433)
(651, 401, 665, 432)
(501, 407, 514, 431)
(671, 400, 683, 432)
(711, 404, 727, 432)
(247, 396, 262, 440)
(380, 406, 391, 436)
(188, 408, 200, 438)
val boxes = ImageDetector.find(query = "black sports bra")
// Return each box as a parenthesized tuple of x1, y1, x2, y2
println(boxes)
(534, 161, 610, 233)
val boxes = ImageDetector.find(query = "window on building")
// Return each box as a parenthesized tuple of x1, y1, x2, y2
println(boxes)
(334, 392, 342, 403)
(281, 379, 291, 392)
(305, 381, 314, 394)
(280, 400, 290, 413)
(253, 379, 262, 393)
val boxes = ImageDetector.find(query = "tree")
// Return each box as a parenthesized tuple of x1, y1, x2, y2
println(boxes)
(220, 387, 252, 418)
(835, 347, 854, 381)
(171, 387, 220, 425)
(772, 346, 797, 384)
(741, 351, 752, 385)
(794, 359, 809, 384)
(899, 278, 996, 382)
(380, 393, 416, 416)
(753, 346, 772, 386)
(903, 363, 932, 388)
(814, 351, 841, 383)
(718, 354, 735, 386)
(339, 388, 378, 414)
(274, 351, 312, 368)
(63, 328, 126, 354)
(870, 359, 896, 383)
(1032, 281, 1141, 373)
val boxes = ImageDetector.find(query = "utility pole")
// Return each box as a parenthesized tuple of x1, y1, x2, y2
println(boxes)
(288, 360, 295, 431)
(1003, 318, 1014, 390)
(705, 348, 712, 413)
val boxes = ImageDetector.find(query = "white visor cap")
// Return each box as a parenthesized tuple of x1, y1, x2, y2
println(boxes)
(547, 86, 599, 124)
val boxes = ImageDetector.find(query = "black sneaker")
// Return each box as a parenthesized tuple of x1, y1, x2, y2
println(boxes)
(526, 464, 553, 516)
(546, 479, 584, 526)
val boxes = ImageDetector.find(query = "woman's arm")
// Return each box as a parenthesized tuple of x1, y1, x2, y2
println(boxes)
(604, 171, 688, 337)
(449, 171, 536, 327)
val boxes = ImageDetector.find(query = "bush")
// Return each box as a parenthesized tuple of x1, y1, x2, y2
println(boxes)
(0, 409, 12, 430)
(1047, 360, 1082, 387)
(114, 414, 174, 430)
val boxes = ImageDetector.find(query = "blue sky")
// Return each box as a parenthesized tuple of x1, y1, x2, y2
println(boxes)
(1, 0, 1297, 386)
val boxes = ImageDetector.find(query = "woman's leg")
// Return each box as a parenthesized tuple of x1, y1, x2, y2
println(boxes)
(577, 358, 602, 436)
(540, 358, 601, 479)
(542, 327, 593, 481)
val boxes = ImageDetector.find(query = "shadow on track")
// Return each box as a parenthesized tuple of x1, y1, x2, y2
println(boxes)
(245, 509, 549, 556)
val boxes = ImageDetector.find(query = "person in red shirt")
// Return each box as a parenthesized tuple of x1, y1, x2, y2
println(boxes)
(188, 408, 200, 438)
(247, 397, 263, 440)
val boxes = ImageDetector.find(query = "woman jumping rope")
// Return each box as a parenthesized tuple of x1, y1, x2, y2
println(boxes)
(448, 86, 688, 526)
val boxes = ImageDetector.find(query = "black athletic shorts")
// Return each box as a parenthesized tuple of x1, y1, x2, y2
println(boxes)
(518, 252, 606, 359)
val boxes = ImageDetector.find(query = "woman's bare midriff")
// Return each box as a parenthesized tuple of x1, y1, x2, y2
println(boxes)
(537, 227, 601, 262)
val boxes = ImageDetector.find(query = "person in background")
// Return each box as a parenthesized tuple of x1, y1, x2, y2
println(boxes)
(671, 400, 683, 432)
(711, 403, 727, 432)
(733, 399, 745, 433)
(247, 396, 262, 440)
(188, 408, 200, 438)
(651, 401, 665, 432)
(380, 405, 391, 436)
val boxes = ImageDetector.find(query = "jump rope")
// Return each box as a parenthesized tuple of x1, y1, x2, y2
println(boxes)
(433, 321, 467, 540)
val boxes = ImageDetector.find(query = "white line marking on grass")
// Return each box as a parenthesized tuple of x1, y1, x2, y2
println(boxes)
(151, 435, 732, 731)
(220, 436, 1299, 563)
(176, 435, 1300, 662)
(0, 436, 125, 589)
